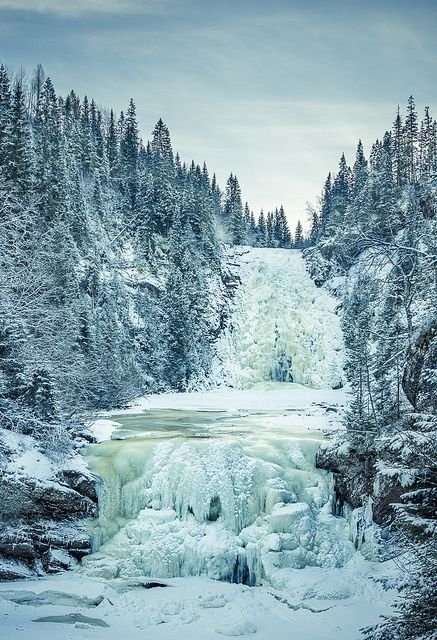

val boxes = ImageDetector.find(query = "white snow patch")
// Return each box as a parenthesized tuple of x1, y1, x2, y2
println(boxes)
(0, 561, 398, 640)
(111, 383, 346, 416)
(89, 419, 122, 443)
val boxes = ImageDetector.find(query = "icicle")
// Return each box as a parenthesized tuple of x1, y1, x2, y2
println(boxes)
(82, 420, 357, 583)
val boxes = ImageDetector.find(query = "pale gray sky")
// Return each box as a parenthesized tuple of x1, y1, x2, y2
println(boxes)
(1, 0, 436, 226)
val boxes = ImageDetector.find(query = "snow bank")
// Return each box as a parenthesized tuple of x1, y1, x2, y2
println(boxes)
(0, 561, 398, 640)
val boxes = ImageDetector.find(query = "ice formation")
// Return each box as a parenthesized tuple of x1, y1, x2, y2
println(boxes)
(211, 248, 344, 389)
(82, 412, 356, 586)
(81, 249, 354, 587)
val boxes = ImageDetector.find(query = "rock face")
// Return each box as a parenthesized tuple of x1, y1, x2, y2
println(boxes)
(318, 319, 437, 528)
(316, 442, 376, 514)
(0, 428, 97, 580)
(317, 441, 404, 527)
(402, 319, 437, 413)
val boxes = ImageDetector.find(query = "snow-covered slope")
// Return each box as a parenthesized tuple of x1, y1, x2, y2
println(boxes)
(211, 248, 344, 389)
(0, 428, 97, 580)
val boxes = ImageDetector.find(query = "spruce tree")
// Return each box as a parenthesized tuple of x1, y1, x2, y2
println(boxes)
(29, 63, 45, 120)
(308, 205, 320, 245)
(392, 106, 405, 187)
(294, 219, 304, 246)
(257, 210, 266, 246)
(318, 173, 332, 237)
(224, 173, 245, 244)
(266, 211, 274, 246)
(34, 77, 66, 221)
(0, 64, 12, 170)
(7, 78, 33, 195)
(351, 139, 368, 200)
(211, 173, 222, 218)
(120, 98, 139, 214)
(278, 205, 291, 247)
(106, 108, 119, 182)
(151, 118, 176, 234)
(404, 95, 418, 183)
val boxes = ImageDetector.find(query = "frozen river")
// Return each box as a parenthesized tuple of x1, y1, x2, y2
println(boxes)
(83, 386, 354, 586)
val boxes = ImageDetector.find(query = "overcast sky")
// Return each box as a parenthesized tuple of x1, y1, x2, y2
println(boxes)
(1, 0, 436, 226)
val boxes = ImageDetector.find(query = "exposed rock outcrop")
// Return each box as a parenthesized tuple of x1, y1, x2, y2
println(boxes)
(0, 427, 97, 580)
(402, 319, 437, 413)
(317, 438, 405, 528)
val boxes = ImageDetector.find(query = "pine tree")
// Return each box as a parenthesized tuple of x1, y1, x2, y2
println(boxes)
(294, 219, 304, 246)
(29, 369, 57, 422)
(404, 95, 418, 183)
(34, 77, 66, 221)
(329, 154, 351, 229)
(249, 210, 257, 243)
(120, 98, 139, 213)
(211, 173, 222, 218)
(266, 211, 274, 246)
(151, 118, 174, 164)
(163, 213, 212, 389)
(278, 205, 291, 246)
(150, 118, 176, 234)
(257, 210, 266, 246)
(7, 78, 33, 195)
(273, 208, 281, 246)
(106, 108, 119, 181)
(308, 205, 320, 245)
(80, 95, 93, 175)
(29, 63, 45, 120)
(419, 106, 434, 178)
(392, 106, 405, 187)
(318, 173, 332, 237)
(224, 173, 245, 244)
(351, 139, 368, 199)
(0, 64, 12, 170)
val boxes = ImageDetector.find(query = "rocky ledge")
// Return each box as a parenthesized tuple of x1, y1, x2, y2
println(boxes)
(317, 318, 436, 529)
(0, 427, 98, 580)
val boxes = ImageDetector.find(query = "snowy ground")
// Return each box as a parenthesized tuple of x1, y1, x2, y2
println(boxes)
(0, 558, 397, 640)
(105, 383, 347, 414)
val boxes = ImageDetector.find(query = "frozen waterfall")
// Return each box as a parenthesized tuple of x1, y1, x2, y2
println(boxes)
(81, 249, 357, 588)
(82, 400, 358, 586)
(211, 248, 344, 389)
